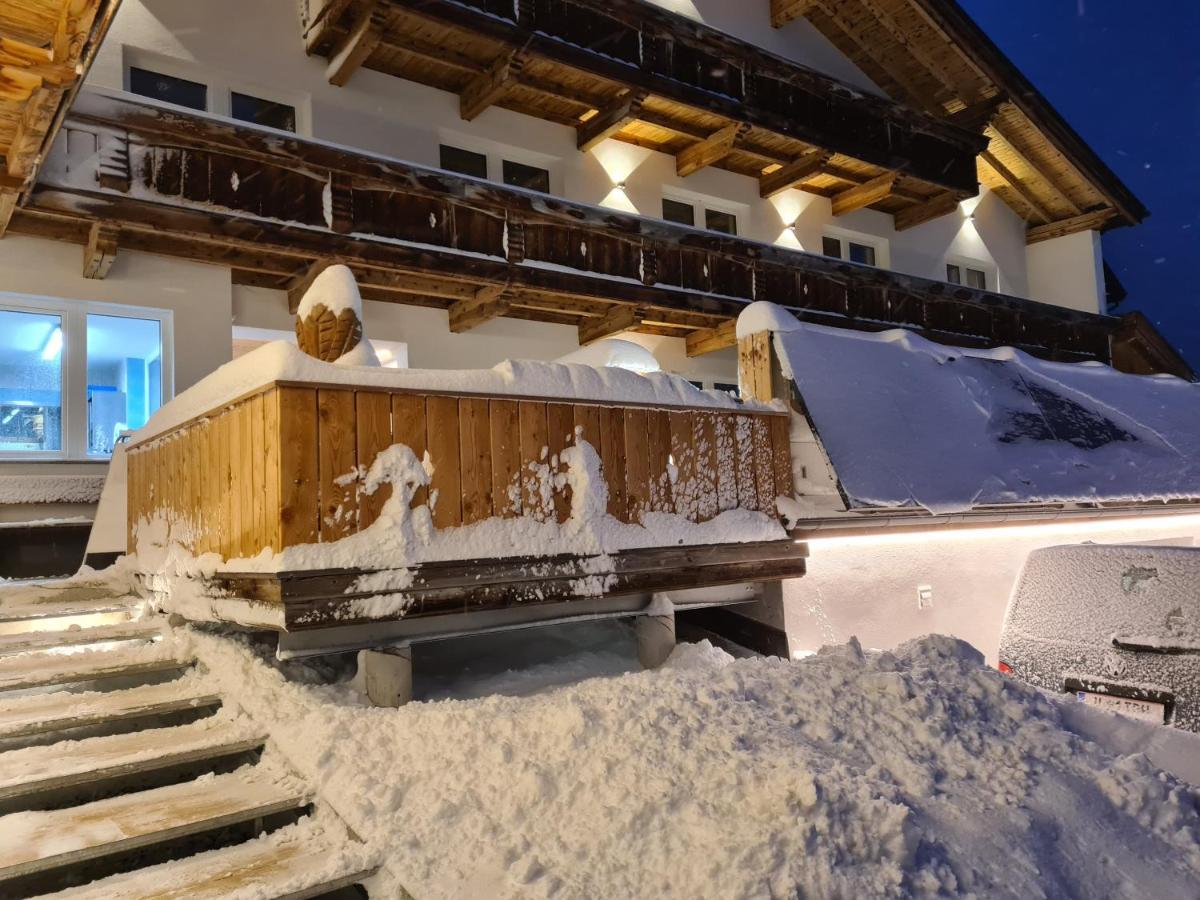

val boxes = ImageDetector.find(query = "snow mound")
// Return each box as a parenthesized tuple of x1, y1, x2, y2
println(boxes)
(554, 338, 660, 374)
(736, 300, 801, 339)
(296, 263, 362, 320)
(192, 629, 1200, 899)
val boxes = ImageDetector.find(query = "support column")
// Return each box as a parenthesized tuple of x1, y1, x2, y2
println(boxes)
(359, 644, 413, 707)
(636, 605, 676, 669)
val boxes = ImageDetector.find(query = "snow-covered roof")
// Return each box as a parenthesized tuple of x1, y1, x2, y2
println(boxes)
(769, 316, 1200, 514)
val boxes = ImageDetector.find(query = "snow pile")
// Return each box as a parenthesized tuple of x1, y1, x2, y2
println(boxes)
(296, 264, 362, 321)
(757, 309, 1200, 513)
(190, 629, 1200, 899)
(554, 339, 661, 373)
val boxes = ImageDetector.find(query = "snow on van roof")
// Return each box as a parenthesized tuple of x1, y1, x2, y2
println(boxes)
(755, 306, 1200, 514)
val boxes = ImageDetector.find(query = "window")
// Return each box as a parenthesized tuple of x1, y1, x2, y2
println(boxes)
(714, 382, 741, 400)
(440, 144, 488, 179)
(230, 91, 296, 132)
(86, 315, 163, 455)
(947, 263, 989, 290)
(0, 309, 63, 453)
(704, 209, 738, 236)
(0, 297, 172, 458)
(128, 66, 207, 111)
(822, 234, 879, 267)
(502, 159, 551, 193)
(662, 198, 696, 227)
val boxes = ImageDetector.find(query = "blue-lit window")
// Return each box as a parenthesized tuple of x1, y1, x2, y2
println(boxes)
(0, 310, 63, 453)
(86, 315, 163, 456)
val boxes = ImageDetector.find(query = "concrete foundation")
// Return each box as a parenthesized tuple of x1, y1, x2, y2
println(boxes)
(359, 644, 414, 708)
(636, 610, 677, 669)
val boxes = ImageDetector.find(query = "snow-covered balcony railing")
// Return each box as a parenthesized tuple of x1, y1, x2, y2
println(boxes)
(16, 90, 1124, 365)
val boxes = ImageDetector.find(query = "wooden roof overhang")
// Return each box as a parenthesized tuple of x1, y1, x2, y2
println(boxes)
(301, 0, 988, 223)
(0, 0, 121, 235)
(771, 0, 1149, 240)
(12, 91, 1123, 364)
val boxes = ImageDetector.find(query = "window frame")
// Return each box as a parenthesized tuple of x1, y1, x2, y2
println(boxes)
(661, 188, 745, 237)
(0, 292, 174, 461)
(945, 255, 996, 292)
(820, 227, 889, 269)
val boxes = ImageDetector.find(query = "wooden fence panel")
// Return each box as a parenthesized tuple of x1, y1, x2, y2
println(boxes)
(623, 408, 650, 523)
(669, 411, 698, 521)
(489, 399, 522, 517)
(262, 389, 281, 553)
(647, 409, 672, 513)
(714, 413, 738, 513)
(752, 415, 775, 515)
(518, 401, 550, 521)
(460, 398, 493, 525)
(771, 416, 793, 504)
(318, 389, 358, 541)
(733, 414, 757, 511)
(356, 391, 393, 530)
(277, 386, 319, 547)
(694, 412, 719, 522)
(599, 406, 627, 521)
(248, 392, 267, 556)
(426, 395, 462, 528)
(546, 402, 574, 523)
(392, 393, 428, 509)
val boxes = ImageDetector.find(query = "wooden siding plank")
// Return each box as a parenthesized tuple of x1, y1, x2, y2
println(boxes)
(752, 415, 776, 515)
(694, 411, 719, 521)
(355, 391, 392, 530)
(599, 406, 628, 521)
(518, 401, 550, 521)
(318, 389, 358, 541)
(771, 415, 793, 505)
(623, 408, 651, 523)
(276, 386, 319, 548)
(248, 393, 267, 556)
(261, 389, 281, 552)
(426, 395, 462, 528)
(546, 402, 575, 523)
(459, 398, 493, 525)
(734, 414, 758, 511)
(669, 411, 698, 521)
(572, 404, 601, 453)
(489, 399, 522, 517)
(714, 412, 738, 512)
(392, 393, 428, 510)
(218, 414, 233, 557)
(228, 403, 245, 557)
(646, 409, 673, 513)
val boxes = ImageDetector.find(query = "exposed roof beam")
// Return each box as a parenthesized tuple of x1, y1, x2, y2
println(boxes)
(578, 305, 644, 345)
(304, 0, 354, 54)
(978, 150, 1054, 223)
(831, 172, 896, 216)
(988, 122, 1082, 216)
(770, 0, 818, 28)
(946, 95, 1006, 133)
(893, 191, 959, 232)
(676, 123, 745, 178)
(577, 92, 646, 152)
(327, 1, 385, 87)
(685, 320, 737, 357)
(1026, 209, 1116, 245)
(460, 49, 523, 122)
(82, 221, 118, 278)
(448, 284, 512, 332)
(759, 151, 830, 199)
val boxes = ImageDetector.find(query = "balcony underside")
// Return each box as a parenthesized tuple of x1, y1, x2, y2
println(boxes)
(11, 92, 1128, 365)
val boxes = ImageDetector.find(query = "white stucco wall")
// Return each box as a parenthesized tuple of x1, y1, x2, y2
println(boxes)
(1026, 229, 1106, 314)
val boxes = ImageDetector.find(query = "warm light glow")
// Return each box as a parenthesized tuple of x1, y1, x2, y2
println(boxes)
(599, 186, 640, 214)
(767, 190, 814, 229)
(805, 512, 1200, 551)
(775, 226, 804, 251)
(589, 141, 653, 187)
(958, 195, 984, 219)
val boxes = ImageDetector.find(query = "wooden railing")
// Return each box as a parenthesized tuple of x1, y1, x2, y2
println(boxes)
(125, 384, 792, 560)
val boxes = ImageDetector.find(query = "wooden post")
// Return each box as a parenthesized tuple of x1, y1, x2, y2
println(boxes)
(359, 644, 413, 707)
(636, 603, 676, 669)
(737, 331, 774, 402)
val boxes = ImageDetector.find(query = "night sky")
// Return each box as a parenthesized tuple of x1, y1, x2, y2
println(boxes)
(961, 1, 1200, 369)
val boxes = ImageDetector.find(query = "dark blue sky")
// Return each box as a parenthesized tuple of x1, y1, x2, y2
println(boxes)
(961, 1, 1200, 368)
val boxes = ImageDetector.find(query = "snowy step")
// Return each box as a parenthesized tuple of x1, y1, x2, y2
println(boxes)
(0, 585, 137, 624)
(0, 717, 264, 805)
(0, 647, 194, 694)
(0, 767, 309, 884)
(33, 819, 376, 900)
(0, 678, 221, 742)
(0, 600, 135, 625)
(0, 621, 165, 657)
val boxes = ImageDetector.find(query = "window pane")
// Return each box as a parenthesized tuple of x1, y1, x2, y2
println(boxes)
(822, 236, 842, 259)
(714, 382, 740, 399)
(128, 66, 207, 111)
(662, 198, 696, 227)
(502, 159, 551, 193)
(848, 242, 876, 266)
(87, 315, 162, 456)
(230, 91, 295, 132)
(705, 209, 738, 235)
(946, 264, 962, 284)
(0, 310, 62, 453)
(440, 145, 488, 179)
(966, 268, 988, 290)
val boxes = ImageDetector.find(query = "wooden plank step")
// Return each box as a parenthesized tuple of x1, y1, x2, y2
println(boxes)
(0, 600, 134, 625)
(0, 585, 137, 624)
(34, 820, 376, 899)
(0, 648, 194, 694)
(0, 621, 165, 657)
(0, 717, 264, 804)
(0, 766, 309, 883)
(0, 678, 221, 741)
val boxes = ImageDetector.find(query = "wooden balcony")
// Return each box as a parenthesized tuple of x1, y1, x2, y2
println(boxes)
(12, 91, 1126, 365)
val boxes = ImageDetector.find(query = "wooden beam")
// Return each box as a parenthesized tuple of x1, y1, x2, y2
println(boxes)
(577, 92, 646, 152)
(978, 150, 1053, 223)
(81, 221, 118, 279)
(304, 0, 355, 54)
(676, 123, 744, 178)
(737, 332, 774, 402)
(460, 49, 522, 122)
(287, 260, 335, 313)
(578, 306, 643, 345)
(686, 320, 737, 357)
(1026, 209, 1116, 245)
(759, 151, 829, 199)
(831, 172, 896, 216)
(771, 0, 818, 27)
(326, 1, 384, 87)
(947, 95, 1005, 133)
(893, 191, 959, 232)
(988, 123, 1082, 216)
(448, 284, 512, 332)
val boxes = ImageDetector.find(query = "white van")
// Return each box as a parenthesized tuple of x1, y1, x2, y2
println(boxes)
(998, 543, 1200, 732)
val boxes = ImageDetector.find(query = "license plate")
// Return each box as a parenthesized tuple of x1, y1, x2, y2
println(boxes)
(1076, 690, 1166, 723)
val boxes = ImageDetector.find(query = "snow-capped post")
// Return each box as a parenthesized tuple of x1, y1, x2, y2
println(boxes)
(736, 301, 797, 403)
(294, 263, 380, 366)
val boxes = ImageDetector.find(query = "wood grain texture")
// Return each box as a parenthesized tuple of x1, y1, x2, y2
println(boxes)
(459, 398, 493, 525)
(392, 392, 428, 509)
(277, 386, 319, 547)
(489, 399, 521, 517)
(518, 401, 550, 521)
(355, 391, 393, 530)
(546, 402, 575, 523)
(318, 389, 358, 540)
(426, 395, 462, 528)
